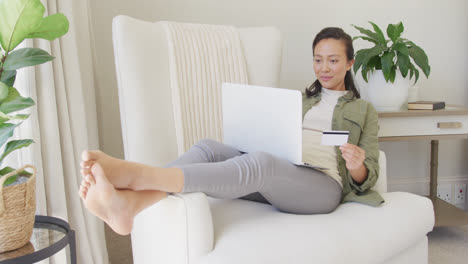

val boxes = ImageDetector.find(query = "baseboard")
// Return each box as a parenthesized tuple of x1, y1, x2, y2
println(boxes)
(388, 176, 468, 211)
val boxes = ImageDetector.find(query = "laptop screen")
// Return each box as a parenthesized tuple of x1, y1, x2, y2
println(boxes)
(222, 82, 303, 164)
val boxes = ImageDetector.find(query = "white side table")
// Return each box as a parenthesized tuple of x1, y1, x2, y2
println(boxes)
(378, 105, 468, 227)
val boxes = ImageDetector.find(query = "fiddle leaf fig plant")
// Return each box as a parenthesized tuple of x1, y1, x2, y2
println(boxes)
(352, 21, 431, 84)
(0, 0, 69, 186)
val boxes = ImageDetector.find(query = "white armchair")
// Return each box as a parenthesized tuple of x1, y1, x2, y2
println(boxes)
(112, 15, 435, 264)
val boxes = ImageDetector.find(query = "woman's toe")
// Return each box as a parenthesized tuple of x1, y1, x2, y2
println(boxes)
(85, 174, 96, 185)
(81, 167, 92, 177)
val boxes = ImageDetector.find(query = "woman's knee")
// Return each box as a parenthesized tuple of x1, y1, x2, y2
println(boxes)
(319, 194, 341, 214)
(307, 181, 342, 214)
(267, 181, 342, 215)
(249, 151, 275, 167)
(190, 139, 218, 162)
(194, 138, 219, 151)
(195, 138, 219, 148)
(323, 180, 342, 213)
(193, 138, 242, 162)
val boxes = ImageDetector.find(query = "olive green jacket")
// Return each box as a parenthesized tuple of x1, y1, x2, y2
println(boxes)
(302, 90, 384, 207)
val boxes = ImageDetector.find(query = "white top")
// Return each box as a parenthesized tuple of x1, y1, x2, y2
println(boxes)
(302, 88, 348, 186)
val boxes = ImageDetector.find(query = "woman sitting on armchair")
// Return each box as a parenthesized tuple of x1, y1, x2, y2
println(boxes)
(79, 27, 383, 235)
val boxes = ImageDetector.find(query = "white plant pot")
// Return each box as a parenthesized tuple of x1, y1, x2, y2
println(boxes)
(367, 70, 411, 111)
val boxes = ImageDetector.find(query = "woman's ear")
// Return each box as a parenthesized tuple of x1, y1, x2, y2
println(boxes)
(347, 59, 355, 71)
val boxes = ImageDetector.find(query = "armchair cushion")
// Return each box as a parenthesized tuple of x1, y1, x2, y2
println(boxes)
(200, 192, 433, 264)
(132, 191, 434, 264)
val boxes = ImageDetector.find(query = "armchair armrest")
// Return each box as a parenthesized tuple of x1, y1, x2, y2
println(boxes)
(372, 150, 387, 193)
(131, 192, 213, 264)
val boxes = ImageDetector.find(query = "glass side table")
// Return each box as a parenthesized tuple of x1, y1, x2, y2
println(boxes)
(0, 215, 76, 264)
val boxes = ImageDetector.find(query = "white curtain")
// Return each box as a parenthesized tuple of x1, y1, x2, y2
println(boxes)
(4, 0, 109, 263)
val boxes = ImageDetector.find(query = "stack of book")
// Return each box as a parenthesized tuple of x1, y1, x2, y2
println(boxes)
(407, 101, 445, 110)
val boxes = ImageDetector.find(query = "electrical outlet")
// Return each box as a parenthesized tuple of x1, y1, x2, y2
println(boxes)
(437, 184, 452, 203)
(454, 183, 466, 205)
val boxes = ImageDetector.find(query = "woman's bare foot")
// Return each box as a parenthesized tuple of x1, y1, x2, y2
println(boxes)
(79, 163, 136, 235)
(80, 150, 185, 193)
(80, 150, 149, 189)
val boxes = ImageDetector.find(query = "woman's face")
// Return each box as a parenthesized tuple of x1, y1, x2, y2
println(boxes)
(313, 38, 354, 91)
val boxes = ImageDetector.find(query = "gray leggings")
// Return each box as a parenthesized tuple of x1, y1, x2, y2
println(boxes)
(165, 139, 342, 214)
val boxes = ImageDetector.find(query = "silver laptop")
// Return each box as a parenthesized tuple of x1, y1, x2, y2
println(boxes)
(222, 82, 326, 169)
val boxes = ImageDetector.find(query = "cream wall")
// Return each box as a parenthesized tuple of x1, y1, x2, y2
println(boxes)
(90, 0, 468, 190)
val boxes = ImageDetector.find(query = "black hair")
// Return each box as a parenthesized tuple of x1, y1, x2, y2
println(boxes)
(305, 27, 360, 98)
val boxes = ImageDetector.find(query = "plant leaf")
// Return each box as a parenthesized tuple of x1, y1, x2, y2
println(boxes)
(0, 111, 11, 120)
(0, 166, 17, 185)
(361, 64, 369, 82)
(381, 52, 395, 81)
(414, 68, 420, 84)
(408, 63, 415, 80)
(0, 111, 30, 121)
(0, 166, 16, 176)
(0, 82, 9, 101)
(397, 23, 404, 37)
(0, 166, 31, 176)
(368, 21, 387, 46)
(0, 91, 35, 114)
(397, 51, 410, 78)
(408, 63, 420, 84)
(0, 139, 34, 164)
(353, 49, 368, 74)
(407, 41, 431, 78)
(0, 122, 21, 149)
(26, 13, 69, 40)
(1, 86, 19, 104)
(352, 36, 379, 45)
(367, 55, 382, 70)
(3, 47, 54, 71)
(367, 56, 381, 70)
(393, 42, 409, 56)
(12, 114, 29, 120)
(362, 45, 387, 65)
(0, 166, 32, 186)
(0, 0, 45, 52)
(389, 66, 397, 83)
(387, 22, 404, 43)
(0, 70, 16, 87)
(351, 24, 380, 43)
(2, 175, 16, 186)
(353, 45, 386, 74)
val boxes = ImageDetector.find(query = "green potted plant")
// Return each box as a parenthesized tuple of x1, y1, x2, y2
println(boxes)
(0, 0, 69, 253)
(352, 21, 431, 111)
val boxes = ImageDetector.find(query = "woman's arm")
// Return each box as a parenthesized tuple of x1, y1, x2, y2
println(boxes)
(339, 143, 367, 184)
(343, 102, 380, 192)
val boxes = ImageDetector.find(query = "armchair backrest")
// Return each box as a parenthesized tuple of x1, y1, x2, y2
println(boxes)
(112, 15, 282, 167)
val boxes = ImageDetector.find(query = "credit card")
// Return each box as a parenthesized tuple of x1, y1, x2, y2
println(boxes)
(321, 131, 349, 146)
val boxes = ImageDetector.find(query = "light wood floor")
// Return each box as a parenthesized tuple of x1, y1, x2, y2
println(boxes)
(428, 225, 468, 264)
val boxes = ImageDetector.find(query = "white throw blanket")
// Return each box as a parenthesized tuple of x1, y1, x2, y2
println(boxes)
(163, 21, 249, 154)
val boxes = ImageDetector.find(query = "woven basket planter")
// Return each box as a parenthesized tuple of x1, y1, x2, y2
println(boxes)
(0, 165, 36, 253)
